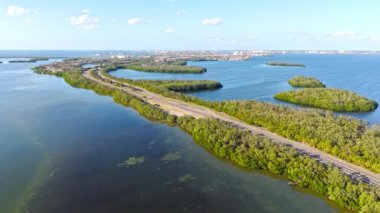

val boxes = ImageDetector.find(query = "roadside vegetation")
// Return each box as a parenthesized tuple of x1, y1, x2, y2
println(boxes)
(100, 65, 380, 174)
(274, 88, 378, 112)
(266, 61, 306, 67)
(289, 76, 326, 88)
(178, 117, 380, 212)
(207, 100, 380, 173)
(34, 65, 380, 212)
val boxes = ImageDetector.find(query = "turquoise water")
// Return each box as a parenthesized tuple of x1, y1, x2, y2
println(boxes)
(0, 53, 352, 212)
(112, 54, 380, 124)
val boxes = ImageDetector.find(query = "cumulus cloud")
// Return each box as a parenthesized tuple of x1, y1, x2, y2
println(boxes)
(81, 9, 91, 13)
(202, 17, 223, 25)
(69, 14, 99, 29)
(6, 5, 30, 16)
(25, 18, 32, 24)
(326, 30, 360, 37)
(128, 18, 143, 25)
(165, 28, 175, 33)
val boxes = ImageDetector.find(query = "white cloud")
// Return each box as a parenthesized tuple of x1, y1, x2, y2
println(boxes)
(69, 14, 99, 29)
(128, 18, 143, 25)
(165, 28, 175, 33)
(81, 9, 91, 13)
(168, 0, 176, 2)
(6, 5, 30, 16)
(177, 10, 187, 16)
(202, 17, 223, 26)
(327, 30, 360, 37)
(25, 18, 32, 24)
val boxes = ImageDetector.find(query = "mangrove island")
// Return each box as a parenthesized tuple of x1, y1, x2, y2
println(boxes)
(274, 88, 378, 112)
(288, 76, 326, 88)
(9, 57, 49, 63)
(266, 61, 306, 67)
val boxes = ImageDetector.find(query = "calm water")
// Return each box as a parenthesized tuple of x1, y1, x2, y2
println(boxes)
(0, 53, 350, 213)
(112, 54, 380, 124)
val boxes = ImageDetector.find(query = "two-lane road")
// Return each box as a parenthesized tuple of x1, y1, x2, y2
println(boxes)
(84, 70, 380, 186)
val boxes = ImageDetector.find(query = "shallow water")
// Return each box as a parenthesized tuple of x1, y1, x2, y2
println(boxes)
(0, 53, 351, 212)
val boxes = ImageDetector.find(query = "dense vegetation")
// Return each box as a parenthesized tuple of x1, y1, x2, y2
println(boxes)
(43, 70, 177, 124)
(34, 66, 380, 212)
(126, 64, 206, 73)
(274, 88, 378, 112)
(207, 100, 380, 173)
(169, 60, 187, 66)
(9, 57, 49, 63)
(178, 117, 380, 212)
(266, 61, 306, 67)
(289, 76, 326, 88)
(101, 66, 380, 173)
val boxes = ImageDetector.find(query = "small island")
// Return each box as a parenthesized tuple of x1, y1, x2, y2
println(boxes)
(8, 57, 49, 63)
(274, 88, 378, 112)
(126, 63, 206, 74)
(289, 76, 326, 88)
(266, 61, 306, 67)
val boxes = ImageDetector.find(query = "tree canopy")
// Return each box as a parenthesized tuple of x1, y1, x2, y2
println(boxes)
(289, 76, 326, 88)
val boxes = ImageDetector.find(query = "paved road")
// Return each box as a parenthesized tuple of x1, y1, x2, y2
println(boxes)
(84, 70, 380, 186)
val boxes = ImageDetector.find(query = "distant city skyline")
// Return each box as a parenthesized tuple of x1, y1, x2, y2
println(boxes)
(1, 0, 380, 50)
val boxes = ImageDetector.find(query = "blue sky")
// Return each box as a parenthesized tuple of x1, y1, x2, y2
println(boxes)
(1, 0, 380, 50)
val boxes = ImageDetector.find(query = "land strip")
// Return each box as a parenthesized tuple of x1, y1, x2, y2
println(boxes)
(84, 69, 380, 186)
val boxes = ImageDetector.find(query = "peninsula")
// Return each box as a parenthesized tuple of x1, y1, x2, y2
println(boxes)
(34, 57, 380, 212)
